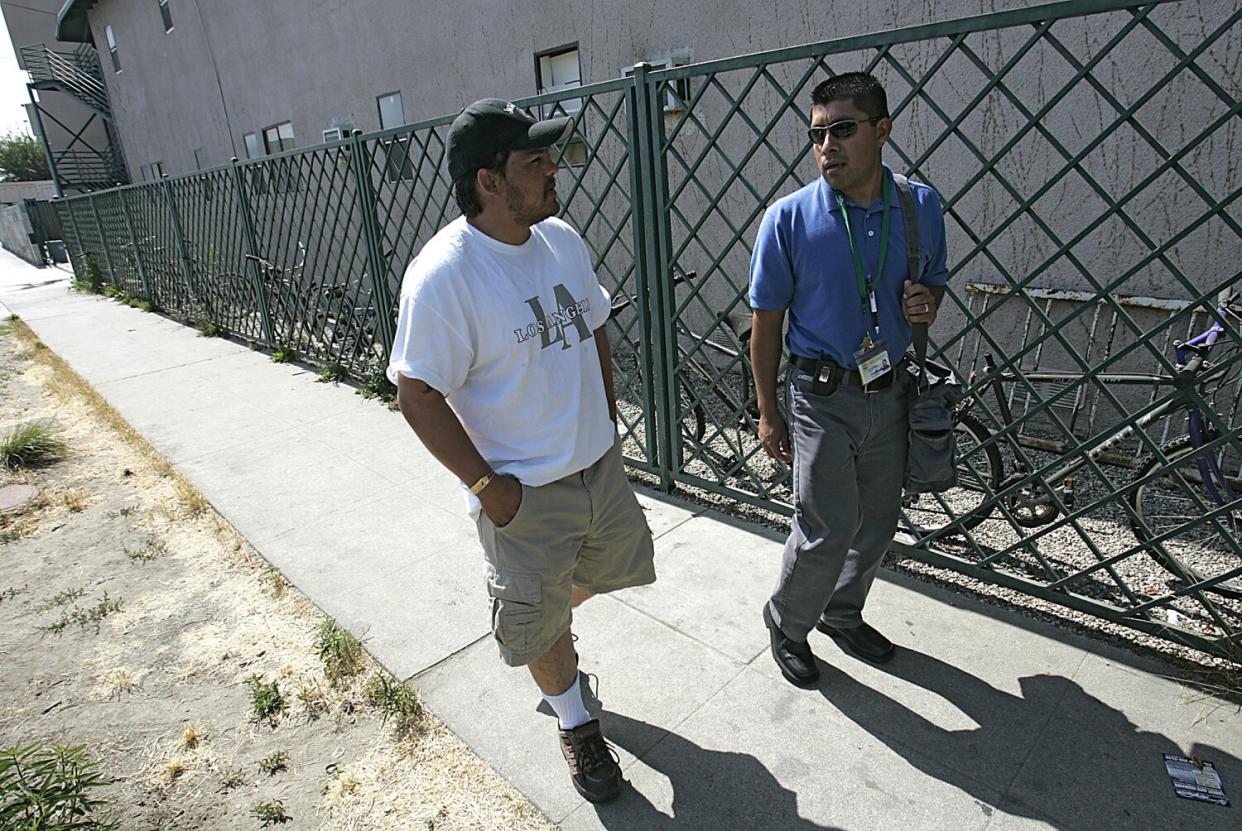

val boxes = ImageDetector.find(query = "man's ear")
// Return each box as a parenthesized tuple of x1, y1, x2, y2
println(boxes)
(476, 167, 504, 199)
(875, 116, 893, 148)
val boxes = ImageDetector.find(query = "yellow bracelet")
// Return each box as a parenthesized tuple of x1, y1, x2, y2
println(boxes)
(468, 472, 495, 495)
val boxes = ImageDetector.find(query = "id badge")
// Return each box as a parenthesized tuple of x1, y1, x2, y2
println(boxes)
(854, 338, 892, 386)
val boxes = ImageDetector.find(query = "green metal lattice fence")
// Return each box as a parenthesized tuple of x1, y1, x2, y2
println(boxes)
(54, 0, 1241, 659)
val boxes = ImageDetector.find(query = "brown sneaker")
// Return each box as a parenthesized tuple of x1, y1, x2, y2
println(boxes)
(558, 719, 622, 803)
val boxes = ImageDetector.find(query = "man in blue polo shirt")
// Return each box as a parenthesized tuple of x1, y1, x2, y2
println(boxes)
(750, 72, 948, 687)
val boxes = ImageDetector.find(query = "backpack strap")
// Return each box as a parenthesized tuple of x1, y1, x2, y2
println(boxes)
(892, 173, 928, 393)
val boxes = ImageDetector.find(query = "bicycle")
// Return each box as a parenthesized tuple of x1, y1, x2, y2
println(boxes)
(607, 269, 754, 448)
(904, 288, 1242, 595)
(317, 249, 394, 369)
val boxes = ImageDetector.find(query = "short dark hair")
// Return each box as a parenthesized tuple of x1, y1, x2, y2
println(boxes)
(810, 73, 889, 120)
(452, 149, 511, 218)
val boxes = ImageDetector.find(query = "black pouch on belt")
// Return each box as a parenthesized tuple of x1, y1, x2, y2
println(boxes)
(811, 360, 842, 396)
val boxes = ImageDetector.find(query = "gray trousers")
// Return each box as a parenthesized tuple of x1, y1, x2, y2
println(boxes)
(769, 365, 910, 642)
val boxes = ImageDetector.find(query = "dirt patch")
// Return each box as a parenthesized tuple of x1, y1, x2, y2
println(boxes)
(0, 318, 552, 830)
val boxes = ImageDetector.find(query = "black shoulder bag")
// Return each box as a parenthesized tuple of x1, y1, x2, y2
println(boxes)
(893, 173, 961, 494)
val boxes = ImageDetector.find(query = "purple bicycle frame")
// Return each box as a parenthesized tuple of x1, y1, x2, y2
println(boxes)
(1177, 302, 1238, 510)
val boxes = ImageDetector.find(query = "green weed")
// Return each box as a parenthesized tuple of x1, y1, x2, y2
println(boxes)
(257, 750, 288, 776)
(357, 356, 396, 404)
(250, 800, 291, 826)
(314, 619, 365, 688)
(125, 537, 167, 563)
(37, 586, 86, 611)
(0, 584, 28, 604)
(197, 318, 224, 338)
(1, 424, 68, 470)
(262, 565, 286, 598)
(246, 675, 284, 727)
(364, 672, 421, 736)
(219, 767, 246, 790)
(37, 592, 123, 636)
(71, 254, 105, 294)
(318, 363, 347, 383)
(0, 744, 117, 830)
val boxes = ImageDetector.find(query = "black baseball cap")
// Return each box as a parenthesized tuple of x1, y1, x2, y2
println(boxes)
(446, 98, 573, 182)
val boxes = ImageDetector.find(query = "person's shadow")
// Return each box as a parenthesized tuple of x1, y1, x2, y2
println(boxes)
(540, 674, 834, 828)
(583, 709, 839, 830)
(813, 646, 1240, 829)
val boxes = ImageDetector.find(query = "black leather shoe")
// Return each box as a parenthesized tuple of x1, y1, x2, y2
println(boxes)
(816, 620, 896, 664)
(763, 603, 820, 687)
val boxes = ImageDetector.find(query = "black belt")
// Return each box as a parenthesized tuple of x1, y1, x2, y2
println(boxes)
(790, 354, 898, 391)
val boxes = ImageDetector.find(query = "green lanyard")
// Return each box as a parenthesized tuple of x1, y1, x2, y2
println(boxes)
(835, 174, 891, 339)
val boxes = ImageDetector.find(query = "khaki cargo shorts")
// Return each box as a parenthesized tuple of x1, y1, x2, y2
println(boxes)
(475, 437, 656, 666)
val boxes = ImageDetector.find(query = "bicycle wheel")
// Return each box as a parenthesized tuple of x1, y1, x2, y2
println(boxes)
(736, 335, 756, 421)
(1128, 434, 1242, 594)
(903, 412, 1003, 535)
(676, 377, 707, 445)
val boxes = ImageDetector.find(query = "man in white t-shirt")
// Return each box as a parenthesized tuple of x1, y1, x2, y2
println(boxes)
(387, 98, 655, 804)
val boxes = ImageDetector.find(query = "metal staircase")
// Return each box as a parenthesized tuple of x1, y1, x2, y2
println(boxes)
(22, 44, 111, 116)
(20, 43, 128, 191)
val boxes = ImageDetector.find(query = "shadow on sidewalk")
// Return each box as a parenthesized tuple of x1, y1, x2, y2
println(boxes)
(815, 646, 1239, 828)
(586, 710, 839, 830)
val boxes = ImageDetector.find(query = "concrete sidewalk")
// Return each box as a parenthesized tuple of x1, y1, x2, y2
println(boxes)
(1, 249, 1237, 830)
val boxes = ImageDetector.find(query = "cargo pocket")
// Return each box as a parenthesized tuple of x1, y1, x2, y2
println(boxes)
(486, 568, 542, 654)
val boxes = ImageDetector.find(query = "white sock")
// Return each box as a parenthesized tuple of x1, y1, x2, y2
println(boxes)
(543, 674, 591, 730)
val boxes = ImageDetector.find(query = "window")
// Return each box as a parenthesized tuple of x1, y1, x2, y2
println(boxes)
(376, 91, 413, 181)
(105, 25, 120, 72)
(535, 45, 581, 120)
(536, 45, 584, 165)
(262, 121, 296, 154)
(322, 127, 342, 143)
(193, 148, 205, 169)
(243, 132, 262, 159)
(377, 91, 404, 130)
(622, 55, 692, 112)
(263, 122, 297, 192)
(159, 0, 173, 32)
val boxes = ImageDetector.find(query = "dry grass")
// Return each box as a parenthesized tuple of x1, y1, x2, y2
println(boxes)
(318, 716, 555, 830)
(2, 315, 554, 830)
(179, 726, 201, 751)
(61, 490, 87, 512)
(94, 668, 141, 700)
(8, 318, 211, 522)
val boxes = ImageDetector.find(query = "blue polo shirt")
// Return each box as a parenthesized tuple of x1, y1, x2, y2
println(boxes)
(748, 165, 948, 369)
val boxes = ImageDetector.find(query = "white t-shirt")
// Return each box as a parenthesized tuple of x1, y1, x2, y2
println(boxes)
(387, 216, 614, 513)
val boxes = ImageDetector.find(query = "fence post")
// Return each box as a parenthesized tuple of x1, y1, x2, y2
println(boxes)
(87, 193, 117, 287)
(228, 159, 275, 346)
(160, 176, 211, 321)
(116, 191, 153, 302)
(56, 198, 86, 277)
(628, 63, 676, 492)
(346, 130, 396, 360)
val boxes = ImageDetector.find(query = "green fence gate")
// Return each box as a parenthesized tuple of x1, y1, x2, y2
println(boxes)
(54, 0, 1241, 659)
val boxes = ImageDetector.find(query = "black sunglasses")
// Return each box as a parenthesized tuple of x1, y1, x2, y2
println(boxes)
(807, 116, 882, 145)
